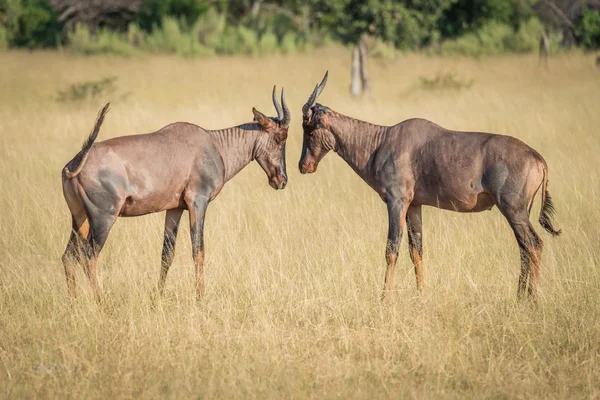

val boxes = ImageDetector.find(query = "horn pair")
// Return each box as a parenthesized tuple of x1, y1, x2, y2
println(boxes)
(302, 71, 329, 117)
(272, 86, 290, 127)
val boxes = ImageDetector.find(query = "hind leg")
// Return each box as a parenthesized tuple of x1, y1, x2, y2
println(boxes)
(61, 215, 90, 301)
(406, 205, 425, 292)
(62, 231, 79, 301)
(500, 209, 543, 301)
(82, 211, 118, 304)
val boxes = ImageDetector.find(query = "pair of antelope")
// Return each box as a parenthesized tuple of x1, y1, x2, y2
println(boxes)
(62, 72, 561, 304)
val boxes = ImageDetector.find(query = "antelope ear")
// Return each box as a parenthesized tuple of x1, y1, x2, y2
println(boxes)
(252, 107, 274, 130)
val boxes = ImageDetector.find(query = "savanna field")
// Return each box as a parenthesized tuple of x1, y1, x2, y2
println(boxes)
(0, 49, 599, 398)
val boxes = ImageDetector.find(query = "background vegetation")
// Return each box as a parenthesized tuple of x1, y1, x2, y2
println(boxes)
(0, 49, 599, 398)
(0, 0, 599, 56)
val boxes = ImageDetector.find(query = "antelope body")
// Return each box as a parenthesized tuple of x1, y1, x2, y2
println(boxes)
(61, 88, 290, 302)
(299, 72, 561, 301)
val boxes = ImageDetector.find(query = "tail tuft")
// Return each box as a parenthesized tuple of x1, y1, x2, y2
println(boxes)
(81, 102, 110, 152)
(64, 103, 110, 179)
(539, 190, 562, 236)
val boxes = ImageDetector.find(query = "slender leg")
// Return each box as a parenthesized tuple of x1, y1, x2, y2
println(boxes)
(188, 196, 209, 301)
(61, 216, 90, 301)
(62, 231, 79, 301)
(526, 225, 543, 299)
(506, 215, 543, 301)
(158, 208, 184, 296)
(83, 212, 117, 304)
(406, 205, 425, 292)
(382, 198, 408, 302)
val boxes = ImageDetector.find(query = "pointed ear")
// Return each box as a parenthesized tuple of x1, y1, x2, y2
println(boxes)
(252, 107, 275, 130)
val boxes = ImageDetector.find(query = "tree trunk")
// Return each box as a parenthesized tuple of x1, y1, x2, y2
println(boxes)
(539, 31, 549, 67)
(351, 46, 361, 96)
(358, 39, 371, 96)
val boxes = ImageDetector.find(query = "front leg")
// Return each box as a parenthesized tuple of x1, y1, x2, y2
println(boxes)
(382, 198, 409, 302)
(188, 195, 209, 301)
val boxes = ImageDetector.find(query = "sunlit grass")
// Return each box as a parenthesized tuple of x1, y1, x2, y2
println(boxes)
(0, 48, 599, 398)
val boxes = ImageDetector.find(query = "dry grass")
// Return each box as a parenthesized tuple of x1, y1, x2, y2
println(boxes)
(1, 48, 599, 399)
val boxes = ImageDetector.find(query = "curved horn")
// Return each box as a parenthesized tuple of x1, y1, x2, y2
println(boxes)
(281, 87, 291, 127)
(272, 85, 284, 121)
(302, 71, 329, 117)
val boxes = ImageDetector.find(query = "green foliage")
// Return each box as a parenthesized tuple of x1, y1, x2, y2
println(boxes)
(238, 25, 259, 55)
(438, 0, 533, 38)
(0, 23, 8, 49)
(68, 24, 133, 56)
(0, 0, 592, 56)
(440, 18, 554, 57)
(259, 30, 278, 55)
(313, 0, 455, 49)
(280, 32, 297, 54)
(127, 23, 146, 48)
(1, 0, 61, 48)
(215, 26, 242, 54)
(575, 7, 600, 50)
(192, 7, 224, 48)
(135, 0, 210, 32)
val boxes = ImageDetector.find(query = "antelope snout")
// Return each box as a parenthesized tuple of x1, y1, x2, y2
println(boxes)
(269, 174, 288, 190)
(299, 161, 317, 174)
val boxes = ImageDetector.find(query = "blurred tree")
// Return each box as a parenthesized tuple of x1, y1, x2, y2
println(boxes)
(0, 0, 62, 47)
(532, 0, 598, 47)
(134, 0, 208, 31)
(575, 6, 600, 49)
(438, 0, 534, 38)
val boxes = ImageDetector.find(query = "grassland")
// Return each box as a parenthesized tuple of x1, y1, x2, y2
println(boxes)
(0, 49, 599, 399)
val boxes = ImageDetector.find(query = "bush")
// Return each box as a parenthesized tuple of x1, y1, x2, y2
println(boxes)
(56, 77, 118, 103)
(238, 26, 258, 56)
(193, 8, 224, 48)
(127, 23, 145, 48)
(576, 7, 600, 50)
(68, 24, 133, 56)
(0, 24, 8, 49)
(440, 18, 554, 56)
(419, 72, 473, 90)
(280, 32, 297, 54)
(215, 26, 241, 55)
(259, 30, 278, 55)
(370, 38, 397, 59)
(2, 0, 62, 48)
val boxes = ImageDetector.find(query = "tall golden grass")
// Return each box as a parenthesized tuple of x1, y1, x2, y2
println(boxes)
(1, 49, 599, 398)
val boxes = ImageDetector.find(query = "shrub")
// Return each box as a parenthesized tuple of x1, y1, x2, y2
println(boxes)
(238, 26, 258, 56)
(440, 18, 552, 56)
(280, 32, 297, 54)
(441, 33, 483, 56)
(2, 0, 62, 48)
(68, 24, 133, 56)
(216, 26, 241, 55)
(56, 77, 118, 103)
(576, 7, 600, 50)
(259, 30, 278, 55)
(370, 38, 397, 59)
(193, 8, 224, 48)
(0, 24, 8, 49)
(419, 72, 473, 90)
(127, 23, 145, 48)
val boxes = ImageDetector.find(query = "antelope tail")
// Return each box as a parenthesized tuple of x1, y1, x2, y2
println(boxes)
(64, 103, 110, 179)
(538, 164, 562, 236)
